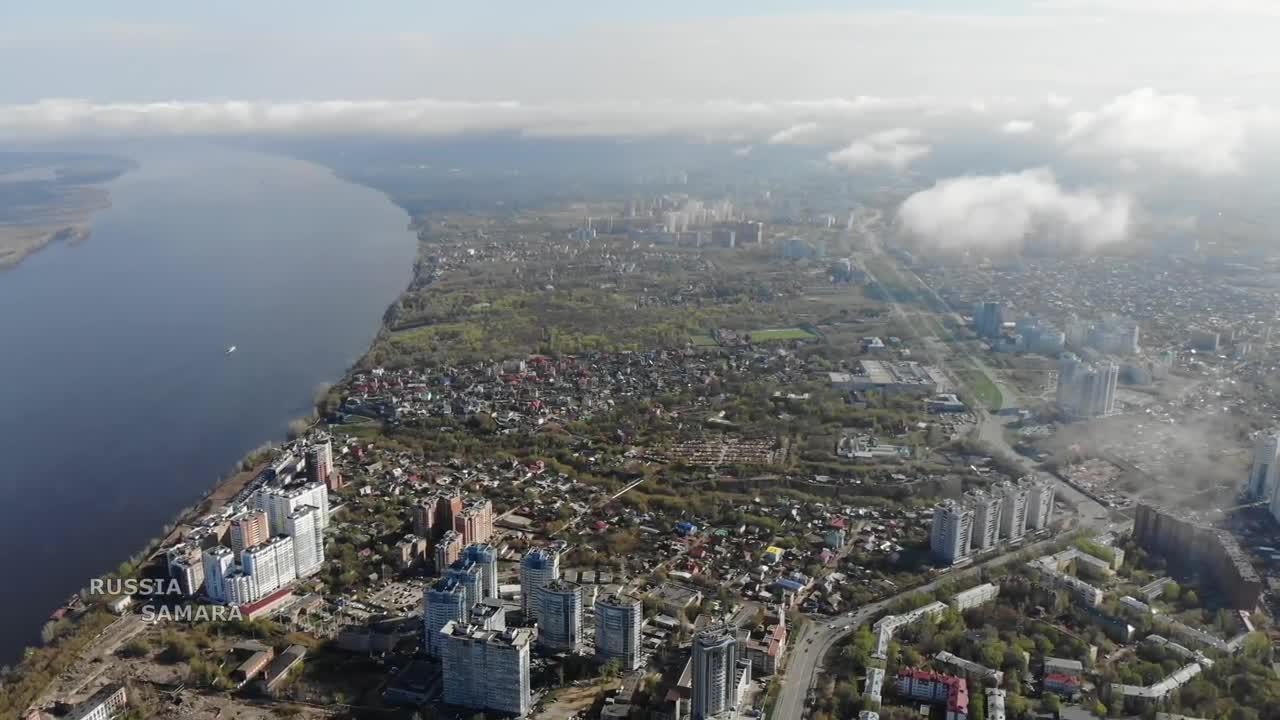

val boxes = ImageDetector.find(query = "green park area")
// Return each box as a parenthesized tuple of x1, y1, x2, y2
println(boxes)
(747, 327, 820, 342)
(959, 368, 1003, 412)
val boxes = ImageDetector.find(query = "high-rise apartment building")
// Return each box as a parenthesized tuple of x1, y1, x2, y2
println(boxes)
(595, 593, 643, 670)
(1086, 315, 1140, 356)
(224, 571, 255, 606)
(996, 479, 1031, 541)
(424, 577, 469, 657)
(454, 498, 495, 545)
(201, 546, 235, 603)
(460, 543, 499, 600)
(412, 497, 438, 539)
(976, 302, 1005, 338)
(284, 505, 324, 578)
(692, 626, 740, 720)
(1249, 434, 1280, 501)
(1056, 357, 1117, 418)
(930, 500, 975, 565)
(966, 489, 1002, 553)
(253, 482, 329, 536)
(229, 510, 270, 555)
(1027, 480, 1056, 531)
(519, 547, 561, 620)
(440, 623, 533, 717)
(471, 600, 507, 632)
(167, 544, 205, 596)
(537, 580, 583, 652)
(445, 558, 484, 609)
(305, 440, 342, 491)
(1269, 472, 1280, 526)
(435, 530, 463, 572)
(241, 535, 296, 602)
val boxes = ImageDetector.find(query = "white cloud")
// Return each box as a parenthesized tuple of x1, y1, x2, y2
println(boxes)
(1062, 89, 1255, 175)
(767, 122, 820, 144)
(1001, 119, 1036, 134)
(4, 7, 1280, 107)
(0, 97, 990, 141)
(896, 168, 1132, 252)
(827, 128, 931, 172)
(732, 145, 754, 157)
(1033, 0, 1280, 15)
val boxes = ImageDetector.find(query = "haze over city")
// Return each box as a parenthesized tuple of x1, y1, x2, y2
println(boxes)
(6, 3, 1280, 720)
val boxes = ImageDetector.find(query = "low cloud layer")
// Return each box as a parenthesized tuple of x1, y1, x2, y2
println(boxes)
(767, 122, 820, 145)
(897, 168, 1132, 252)
(1063, 89, 1260, 175)
(1002, 119, 1036, 134)
(827, 128, 931, 172)
(0, 96, 987, 142)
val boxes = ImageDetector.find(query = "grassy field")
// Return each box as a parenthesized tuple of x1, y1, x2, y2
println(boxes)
(747, 327, 819, 342)
(958, 368, 1003, 412)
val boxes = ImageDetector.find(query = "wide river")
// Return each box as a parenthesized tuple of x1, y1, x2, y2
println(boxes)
(0, 145, 416, 663)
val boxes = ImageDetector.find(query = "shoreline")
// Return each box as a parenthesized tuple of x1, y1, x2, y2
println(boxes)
(100, 210, 423, 564)
(0, 154, 132, 270)
(0, 218, 98, 271)
(4, 169, 423, 688)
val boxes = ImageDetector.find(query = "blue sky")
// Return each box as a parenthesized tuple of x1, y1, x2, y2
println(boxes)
(7, 1, 1032, 30)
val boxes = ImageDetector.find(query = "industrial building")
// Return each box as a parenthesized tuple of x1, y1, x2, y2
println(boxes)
(65, 683, 128, 720)
(827, 360, 949, 395)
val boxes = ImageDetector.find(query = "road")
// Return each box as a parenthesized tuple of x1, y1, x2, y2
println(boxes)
(860, 245, 1112, 528)
(31, 613, 147, 710)
(770, 520, 1128, 720)
(772, 243, 1117, 720)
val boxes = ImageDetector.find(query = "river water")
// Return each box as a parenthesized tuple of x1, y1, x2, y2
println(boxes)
(0, 145, 416, 663)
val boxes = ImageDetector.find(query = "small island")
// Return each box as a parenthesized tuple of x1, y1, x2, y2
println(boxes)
(0, 152, 136, 269)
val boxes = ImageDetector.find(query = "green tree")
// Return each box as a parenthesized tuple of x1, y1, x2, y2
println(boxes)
(159, 634, 195, 664)
(1242, 633, 1272, 664)
(970, 686, 986, 720)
